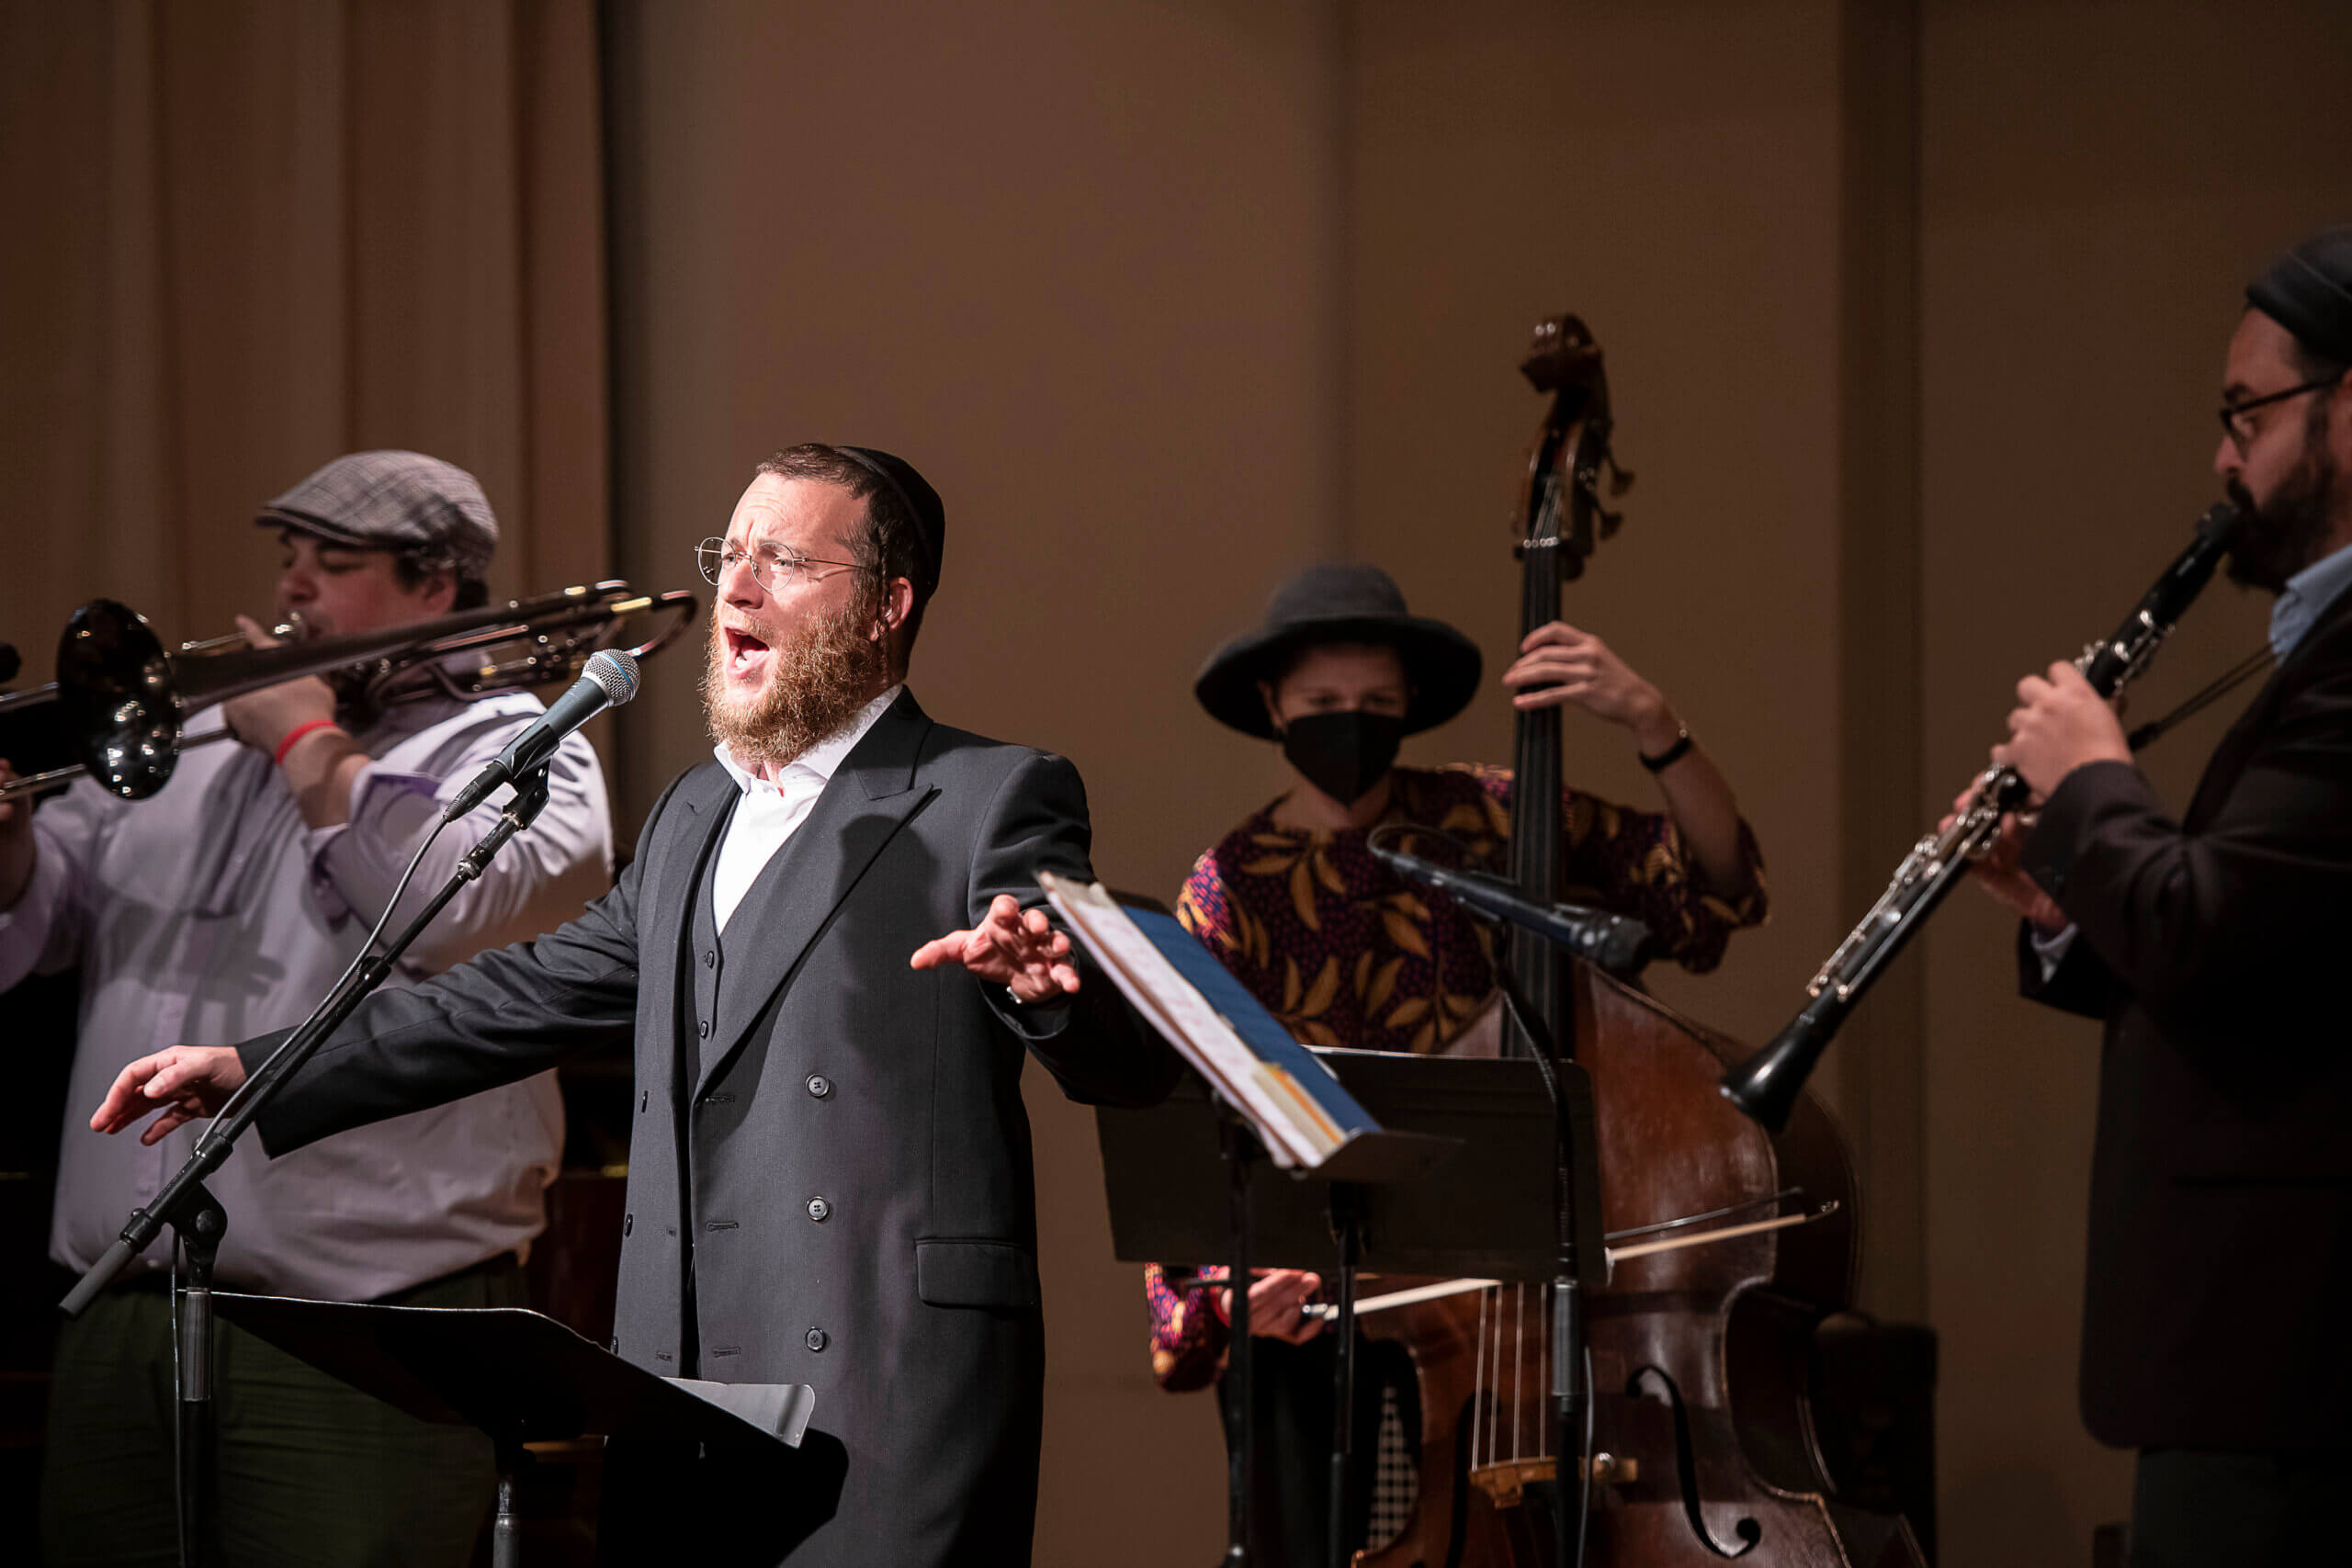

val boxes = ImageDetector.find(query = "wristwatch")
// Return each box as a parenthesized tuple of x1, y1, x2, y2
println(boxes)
(1638, 723, 1694, 773)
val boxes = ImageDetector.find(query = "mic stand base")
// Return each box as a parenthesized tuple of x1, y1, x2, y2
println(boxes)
(492, 1439, 526, 1568)
(174, 1182, 226, 1568)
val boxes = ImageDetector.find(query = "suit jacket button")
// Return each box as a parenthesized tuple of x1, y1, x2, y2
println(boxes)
(696, 1019, 712, 1038)
(807, 1196, 831, 1222)
(703, 949, 716, 968)
(638, 1090, 649, 1113)
(805, 1328, 828, 1352)
(623, 1213, 633, 1236)
(806, 1074, 832, 1100)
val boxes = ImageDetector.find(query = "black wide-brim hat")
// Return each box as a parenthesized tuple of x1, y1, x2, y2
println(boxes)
(1195, 562, 1483, 739)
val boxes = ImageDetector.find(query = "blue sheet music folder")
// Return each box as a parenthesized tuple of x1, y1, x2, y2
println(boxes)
(1123, 906, 1383, 1149)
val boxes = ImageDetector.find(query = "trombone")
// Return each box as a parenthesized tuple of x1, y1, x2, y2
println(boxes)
(0, 580, 698, 804)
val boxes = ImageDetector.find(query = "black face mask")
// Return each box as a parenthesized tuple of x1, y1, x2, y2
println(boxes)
(1280, 710, 1404, 807)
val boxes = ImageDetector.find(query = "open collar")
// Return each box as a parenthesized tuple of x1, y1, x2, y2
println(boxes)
(711, 682, 904, 796)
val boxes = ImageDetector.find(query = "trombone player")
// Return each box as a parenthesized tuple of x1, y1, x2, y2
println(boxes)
(0, 450, 614, 1568)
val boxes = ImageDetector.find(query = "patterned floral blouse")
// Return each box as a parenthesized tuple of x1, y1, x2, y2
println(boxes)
(1146, 762, 1768, 1392)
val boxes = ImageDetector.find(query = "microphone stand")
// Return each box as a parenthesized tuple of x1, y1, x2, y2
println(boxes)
(1377, 849, 1599, 1568)
(1483, 951, 1590, 1568)
(1217, 1106, 1261, 1566)
(59, 764, 558, 1568)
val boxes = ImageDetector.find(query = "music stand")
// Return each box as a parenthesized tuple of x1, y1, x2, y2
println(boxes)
(212, 1293, 845, 1567)
(1044, 877, 1470, 1566)
(1100, 1049, 1598, 1567)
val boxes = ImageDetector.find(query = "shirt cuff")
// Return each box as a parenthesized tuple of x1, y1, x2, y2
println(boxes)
(2030, 922, 2080, 982)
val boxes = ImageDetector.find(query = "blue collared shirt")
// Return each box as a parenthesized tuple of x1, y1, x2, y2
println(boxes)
(2270, 537, 2352, 660)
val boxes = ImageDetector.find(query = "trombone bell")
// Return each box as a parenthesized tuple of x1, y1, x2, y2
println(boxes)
(57, 601, 182, 801)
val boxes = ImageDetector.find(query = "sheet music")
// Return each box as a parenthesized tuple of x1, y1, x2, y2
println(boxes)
(1039, 872, 1378, 1168)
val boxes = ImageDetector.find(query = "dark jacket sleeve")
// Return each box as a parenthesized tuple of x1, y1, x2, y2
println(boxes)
(240, 773, 679, 1156)
(970, 750, 1182, 1108)
(2020, 658, 2352, 1031)
(2013, 918, 2117, 1021)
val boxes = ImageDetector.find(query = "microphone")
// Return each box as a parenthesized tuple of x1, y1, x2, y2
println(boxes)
(441, 649, 639, 822)
(1368, 842, 1655, 975)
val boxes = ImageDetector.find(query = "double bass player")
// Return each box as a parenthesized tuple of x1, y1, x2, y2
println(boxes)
(1146, 561, 1769, 1564)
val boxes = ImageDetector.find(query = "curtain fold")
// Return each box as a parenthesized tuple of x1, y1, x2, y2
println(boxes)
(0, 0, 606, 672)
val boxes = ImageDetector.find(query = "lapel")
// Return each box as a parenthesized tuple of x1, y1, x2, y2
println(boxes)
(2182, 584, 2352, 829)
(694, 691, 939, 1099)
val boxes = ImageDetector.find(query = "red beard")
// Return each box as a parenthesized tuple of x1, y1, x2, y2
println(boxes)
(700, 596, 891, 768)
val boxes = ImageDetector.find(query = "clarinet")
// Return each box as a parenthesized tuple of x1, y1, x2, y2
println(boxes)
(1721, 501, 2243, 1132)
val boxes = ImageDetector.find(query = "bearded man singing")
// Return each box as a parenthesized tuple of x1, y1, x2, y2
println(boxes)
(91, 443, 1183, 1567)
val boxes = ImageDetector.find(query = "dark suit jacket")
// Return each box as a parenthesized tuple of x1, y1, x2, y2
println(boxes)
(241, 692, 1182, 1564)
(2018, 587, 2352, 1452)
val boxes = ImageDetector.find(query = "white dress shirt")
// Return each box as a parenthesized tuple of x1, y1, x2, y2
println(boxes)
(708, 685, 904, 931)
(1, 693, 612, 1300)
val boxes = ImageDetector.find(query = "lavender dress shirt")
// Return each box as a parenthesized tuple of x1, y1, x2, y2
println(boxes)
(0, 692, 612, 1300)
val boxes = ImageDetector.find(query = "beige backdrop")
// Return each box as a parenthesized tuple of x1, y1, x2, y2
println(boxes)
(9, 1, 2351, 1563)
(0, 0, 608, 649)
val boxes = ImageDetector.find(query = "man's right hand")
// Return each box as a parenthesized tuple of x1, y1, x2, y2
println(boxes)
(0, 759, 39, 910)
(92, 1046, 249, 1145)
(1943, 787, 2068, 935)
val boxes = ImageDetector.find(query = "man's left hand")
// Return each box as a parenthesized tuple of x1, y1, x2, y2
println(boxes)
(219, 616, 337, 759)
(910, 893, 1081, 1003)
(1991, 660, 2132, 800)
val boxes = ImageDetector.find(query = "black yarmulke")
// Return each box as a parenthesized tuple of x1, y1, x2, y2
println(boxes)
(837, 446, 945, 593)
(2248, 225, 2352, 364)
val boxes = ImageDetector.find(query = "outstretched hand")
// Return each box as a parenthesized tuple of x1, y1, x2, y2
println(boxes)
(910, 893, 1081, 1004)
(90, 1045, 249, 1146)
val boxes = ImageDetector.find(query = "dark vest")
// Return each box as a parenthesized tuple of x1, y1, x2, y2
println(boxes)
(673, 792, 740, 1374)
(689, 853, 729, 1080)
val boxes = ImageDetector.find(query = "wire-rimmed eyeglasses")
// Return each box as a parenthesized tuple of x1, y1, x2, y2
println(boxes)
(695, 537, 875, 593)
(2219, 378, 2341, 455)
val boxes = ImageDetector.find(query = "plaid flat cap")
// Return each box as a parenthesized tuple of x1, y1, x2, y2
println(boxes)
(255, 450, 497, 581)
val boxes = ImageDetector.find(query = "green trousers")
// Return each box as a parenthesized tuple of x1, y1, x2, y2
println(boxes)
(40, 1257, 525, 1568)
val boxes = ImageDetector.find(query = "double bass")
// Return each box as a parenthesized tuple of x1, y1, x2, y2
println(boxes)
(1353, 317, 1928, 1568)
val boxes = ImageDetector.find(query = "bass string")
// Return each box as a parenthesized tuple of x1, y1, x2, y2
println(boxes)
(1512, 1280, 1526, 1462)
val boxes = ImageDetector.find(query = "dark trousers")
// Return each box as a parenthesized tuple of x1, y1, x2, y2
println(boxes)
(1215, 1333, 1400, 1568)
(40, 1256, 525, 1568)
(2130, 1447, 2352, 1567)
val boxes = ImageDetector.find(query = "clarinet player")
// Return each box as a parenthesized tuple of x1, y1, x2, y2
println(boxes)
(1961, 226, 2352, 1565)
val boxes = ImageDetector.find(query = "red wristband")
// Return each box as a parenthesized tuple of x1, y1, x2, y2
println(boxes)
(272, 719, 343, 769)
